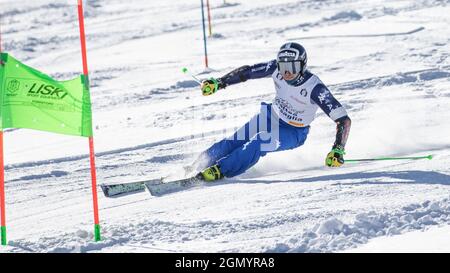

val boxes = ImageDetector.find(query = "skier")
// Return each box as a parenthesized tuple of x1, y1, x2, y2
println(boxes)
(193, 42, 351, 181)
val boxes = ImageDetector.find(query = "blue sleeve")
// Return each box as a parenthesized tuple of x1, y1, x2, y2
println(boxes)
(310, 83, 348, 121)
(220, 60, 277, 87)
(247, 60, 277, 79)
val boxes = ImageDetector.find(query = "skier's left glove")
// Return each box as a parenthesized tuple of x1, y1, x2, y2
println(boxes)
(325, 145, 345, 167)
(201, 78, 223, 96)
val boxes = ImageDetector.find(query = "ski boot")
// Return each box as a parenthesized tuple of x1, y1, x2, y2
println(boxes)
(199, 164, 224, 182)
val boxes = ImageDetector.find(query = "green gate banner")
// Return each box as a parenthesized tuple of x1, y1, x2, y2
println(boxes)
(0, 53, 93, 137)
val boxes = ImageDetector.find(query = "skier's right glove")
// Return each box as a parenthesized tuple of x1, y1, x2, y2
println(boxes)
(201, 78, 222, 96)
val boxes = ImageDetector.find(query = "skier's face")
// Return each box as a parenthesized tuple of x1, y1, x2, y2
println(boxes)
(282, 71, 299, 81)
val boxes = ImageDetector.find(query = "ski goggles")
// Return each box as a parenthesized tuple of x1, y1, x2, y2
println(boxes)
(277, 61, 303, 75)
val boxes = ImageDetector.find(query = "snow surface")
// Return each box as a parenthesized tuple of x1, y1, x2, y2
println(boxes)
(345, 225, 450, 253)
(0, 0, 449, 253)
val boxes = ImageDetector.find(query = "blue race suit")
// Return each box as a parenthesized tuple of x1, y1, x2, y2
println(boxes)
(200, 60, 348, 178)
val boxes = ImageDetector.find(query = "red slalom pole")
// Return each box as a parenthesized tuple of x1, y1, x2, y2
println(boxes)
(77, 0, 101, 242)
(0, 131, 5, 247)
(0, 14, 7, 246)
(206, 0, 212, 36)
(0, 132, 5, 246)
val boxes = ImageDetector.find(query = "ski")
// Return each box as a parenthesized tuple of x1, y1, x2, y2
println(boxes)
(145, 174, 205, 196)
(100, 178, 162, 197)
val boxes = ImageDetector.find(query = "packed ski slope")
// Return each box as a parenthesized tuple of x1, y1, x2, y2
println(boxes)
(0, 0, 449, 252)
(347, 225, 450, 252)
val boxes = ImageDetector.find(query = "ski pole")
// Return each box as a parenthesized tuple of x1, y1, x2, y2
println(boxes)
(345, 154, 433, 163)
(182, 67, 202, 85)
